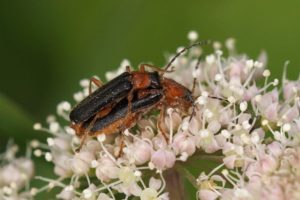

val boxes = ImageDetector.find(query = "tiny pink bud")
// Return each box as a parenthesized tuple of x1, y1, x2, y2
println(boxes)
(95, 157, 119, 182)
(172, 133, 196, 156)
(129, 141, 153, 165)
(198, 189, 219, 200)
(151, 149, 176, 170)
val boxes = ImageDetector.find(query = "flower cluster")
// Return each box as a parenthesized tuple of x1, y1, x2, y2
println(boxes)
(32, 31, 300, 200)
(0, 141, 34, 200)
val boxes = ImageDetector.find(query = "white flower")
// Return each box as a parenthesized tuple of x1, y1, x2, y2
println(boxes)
(32, 32, 300, 199)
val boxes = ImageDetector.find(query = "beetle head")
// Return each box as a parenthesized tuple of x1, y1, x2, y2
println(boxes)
(163, 78, 194, 111)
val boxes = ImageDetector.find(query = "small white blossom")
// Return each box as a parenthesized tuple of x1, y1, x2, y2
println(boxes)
(31, 33, 300, 199)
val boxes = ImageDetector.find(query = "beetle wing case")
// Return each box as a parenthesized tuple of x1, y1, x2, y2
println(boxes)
(84, 90, 163, 134)
(69, 71, 162, 124)
(70, 72, 132, 123)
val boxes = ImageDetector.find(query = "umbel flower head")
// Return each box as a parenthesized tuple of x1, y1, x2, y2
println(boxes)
(32, 31, 300, 200)
(0, 140, 34, 200)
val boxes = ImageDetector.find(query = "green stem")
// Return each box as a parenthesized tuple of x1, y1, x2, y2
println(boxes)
(163, 168, 186, 200)
(175, 164, 198, 189)
(187, 151, 224, 165)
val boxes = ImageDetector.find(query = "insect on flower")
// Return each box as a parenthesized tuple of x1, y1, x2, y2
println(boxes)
(70, 41, 209, 151)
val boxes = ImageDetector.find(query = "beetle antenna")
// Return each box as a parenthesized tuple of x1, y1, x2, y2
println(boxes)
(189, 102, 197, 122)
(164, 40, 210, 73)
(191, 56, 202, 94)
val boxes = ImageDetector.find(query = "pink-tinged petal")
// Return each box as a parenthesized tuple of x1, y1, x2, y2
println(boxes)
(269, 89, 279, 102)
(264, 103, 278, 122)
(258, 90, 278, 110)
(75, 150, 95, 164)
(259, 154, 277, 174)
(283, 82, 299, 100)
(215, 134, 227, 148)
(257, 51, 268, 67)
(243, 85, 258, 101)
(237, 113, 251, 125)
(56, 187, 75, 200)
(70, 157, 90, 175)
(149, 177, 162, 191)
(129, 182, 142, 196)
(229, 63, 242, 78)
(165, 112, 182, 131)
(219, 110, 233, 125)
(54, 137, 71, 150)
(283, 82, 293, 100)
(128, 140, 153, 165)
(97, 193, 113, 200)
(223, 155, 237, 169)
(151, 149, 176, 170)
(84, 140, 101, 154)
(203, 138, 220, 153)
(261, 184, 284, 200)
(198, 189, 219, 200)
(207, 120, 221, 134)
(159, 192, 169, 200)
(172, 133, 196, 155)
(165, 150, 176, 168)
(53, 154, 73, 177)
(282, 104, 299, 123)
(95, 157, 119, 182)
(188, 117, 201, 135)
(267, 141, 283, 158)
(152, 135, 168, 150)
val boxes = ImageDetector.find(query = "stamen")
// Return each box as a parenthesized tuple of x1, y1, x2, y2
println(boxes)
(158, 172, 166, 194)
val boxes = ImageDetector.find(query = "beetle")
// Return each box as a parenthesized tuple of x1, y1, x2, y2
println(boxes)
(82, 89, 163, 136)
(70, 41, 209, 151)
(72, 89, 163, 152)
(69, 70, 162, 124)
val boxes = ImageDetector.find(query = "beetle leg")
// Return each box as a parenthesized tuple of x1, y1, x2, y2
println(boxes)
(89, 77, 103, 94)
(140, 63, 171, 73)
(125, 89, 134, 119)
(189, 103, 197, 122)
(137, 89, 161, 99)
(140, 63, 175, 73)
(117, 133, 125, 158)
(157, 105, 169, 142)
(75, 132, 88, 152)
(191, 57, 201, 95)
(75, 107, 114, 152)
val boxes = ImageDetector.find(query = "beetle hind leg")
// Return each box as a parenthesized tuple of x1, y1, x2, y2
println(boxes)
(75, 133, 88, 153)
(116, 133, 125, 158)
(157, 106, 169, 142)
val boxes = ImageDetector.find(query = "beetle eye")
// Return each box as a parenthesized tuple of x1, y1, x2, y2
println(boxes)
(184, 90, 194, 103)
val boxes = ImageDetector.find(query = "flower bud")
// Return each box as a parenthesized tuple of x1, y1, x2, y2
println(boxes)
(128, 141, 153, 165)
(172, 133, 196, 156)
(151, 149, 176, 170)
(95, 157, 119, 182)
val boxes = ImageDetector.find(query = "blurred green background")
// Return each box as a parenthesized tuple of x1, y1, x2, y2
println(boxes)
(0, 0, 300, 199)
